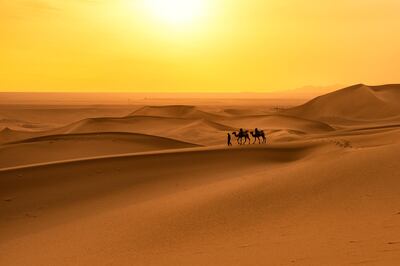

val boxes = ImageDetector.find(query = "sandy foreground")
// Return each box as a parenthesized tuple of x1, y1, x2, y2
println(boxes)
(1, 84, 400, 265)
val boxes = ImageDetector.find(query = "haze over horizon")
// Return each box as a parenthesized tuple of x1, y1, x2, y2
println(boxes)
(1, 0, 400, 93)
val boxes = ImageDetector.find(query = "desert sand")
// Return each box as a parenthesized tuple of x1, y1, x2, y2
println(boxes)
(1, 84, 400, 265)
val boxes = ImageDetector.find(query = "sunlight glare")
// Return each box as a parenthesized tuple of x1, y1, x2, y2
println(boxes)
(143, 0, 206, 26)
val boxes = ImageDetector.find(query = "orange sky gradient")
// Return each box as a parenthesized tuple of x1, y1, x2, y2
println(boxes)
(1, 0, 400, 93)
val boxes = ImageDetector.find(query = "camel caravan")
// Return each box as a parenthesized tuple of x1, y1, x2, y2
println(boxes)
(229, 128, 266, 145)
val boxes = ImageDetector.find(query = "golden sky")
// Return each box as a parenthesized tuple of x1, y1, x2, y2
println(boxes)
(1, 0, 400, 92)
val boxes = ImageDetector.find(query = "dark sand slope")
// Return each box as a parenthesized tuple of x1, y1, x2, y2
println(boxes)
(0, 143, 320, 241)
(0, 132, 199, 169)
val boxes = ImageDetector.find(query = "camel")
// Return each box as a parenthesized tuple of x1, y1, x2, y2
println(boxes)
(232, 130, 251, 145)
(232, 131, 243, 145)
(250, 130, 267, 144)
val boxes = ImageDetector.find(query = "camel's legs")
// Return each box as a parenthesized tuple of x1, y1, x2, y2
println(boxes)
(236, 136, 241, 145)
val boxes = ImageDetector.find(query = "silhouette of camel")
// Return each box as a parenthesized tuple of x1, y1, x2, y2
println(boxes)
(250, 130, 267, 144)
(232, 130, 251, 145)
(232, 132, 241, 144)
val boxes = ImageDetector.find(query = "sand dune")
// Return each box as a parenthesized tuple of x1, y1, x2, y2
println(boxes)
(0, 114, 234, 146)
(0, 132, 199, 169)
(0, 142, 323, 241)
(61, 116, 231, 145)
(1, 132, 400, 265)
(2, 87, 400, 265)
(64, 116, 202, 135)
(1, 114, 327, 146)
(285, 84, 400, 122)
(0, 116, 191, 144)
(13, 112, 332, 146)
(0, 103, 333, 146)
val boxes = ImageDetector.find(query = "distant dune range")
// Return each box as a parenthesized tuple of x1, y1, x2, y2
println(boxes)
(1, 84, 400, 265)
(0, 83, 399, 164)
(1, 84, 400, 161)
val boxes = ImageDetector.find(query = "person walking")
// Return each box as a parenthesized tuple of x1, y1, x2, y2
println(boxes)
(227, 133, 232, 146)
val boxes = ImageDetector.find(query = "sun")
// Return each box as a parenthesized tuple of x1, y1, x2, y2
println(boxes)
(143, 0, 206, 26)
